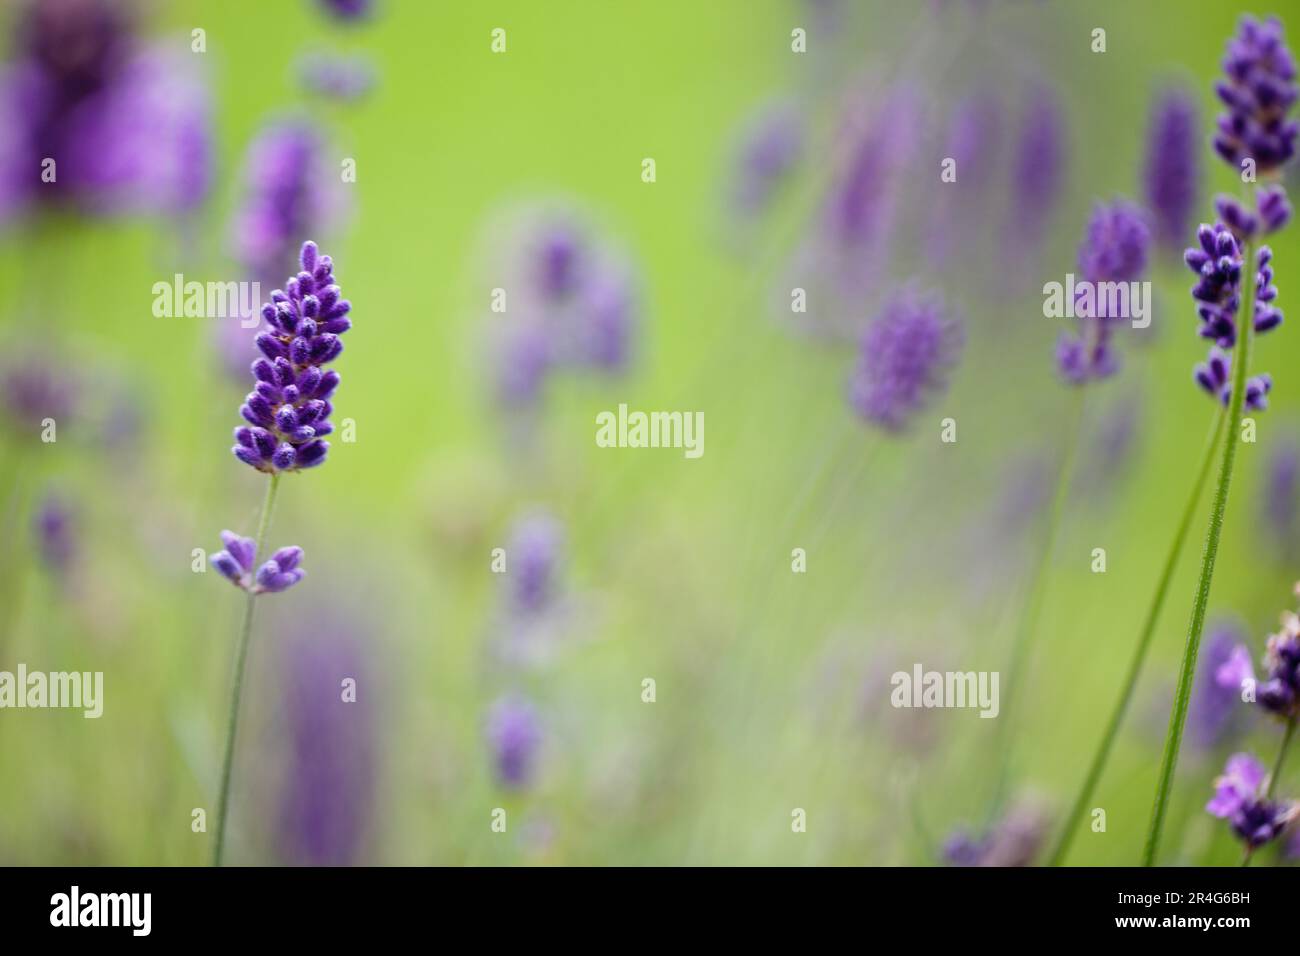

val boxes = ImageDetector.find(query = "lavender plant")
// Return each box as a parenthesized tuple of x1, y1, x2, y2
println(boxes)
(212, 240, 348, 866)
(1142, 14, 1297, 866)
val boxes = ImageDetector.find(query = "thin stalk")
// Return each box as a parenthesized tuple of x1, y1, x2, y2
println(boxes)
(987, 389, 1086, 818)
(1048, 409, 1226, 865)
(1144, 238, 1257, 866)
(212, 472, 281, 867)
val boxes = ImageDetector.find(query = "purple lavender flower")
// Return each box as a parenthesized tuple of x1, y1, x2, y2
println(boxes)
(0, 357, 76, 436)
(486, 696, 542, 789)
(33, 492, 75, 577)
(1008, 86, 1065, 255)
(318, 0, 373, 21)
(1186, 225, 1280, 410)
(1214, 184, 1292, 241)
(1, 0, 212, 222)
(1213, 15, 1298, 174)
(1144, 88, 1201, 249)
(926, 89, 1001, 267)
(490, 207, 638, 406)
(1256, 612, 1300, 719)
(212, 531, 306, 594)
(276, 622, 374, 865)
(1189, 622, 1248, 748)
(231, 122, 332, 285)
(233, 241, 349, 473)
(1206, 752, 1298, 850)
(1261, 442, 1299, 554)
(848, 289, 962, 431)
(728, 98, 804, 217)
(507, 514, 564, 615)
(942, 801, 1048, 867)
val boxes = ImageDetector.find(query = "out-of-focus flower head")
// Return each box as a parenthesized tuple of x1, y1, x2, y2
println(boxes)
(486, 695, 542, 789)
(1206, 751, 1298, 850)
(487, 205, 639, 408)
(942, 799, 1048, 867)
(1144, 87, 1201, 250)
(727, 97, 804, 218)
(318, 0, 374, 22)
(296, 51, 377, 102)
(506, 513, 565, 616)
(1213, 15, 1298, 175)
(0, 356, 77, 438)
(847, 288, 963, 432)
(1189, 622, 1249, 749)
(1057, 201, 1151, 385)
(1008, 85, 1066, 257)
(33, 490, 76, 578)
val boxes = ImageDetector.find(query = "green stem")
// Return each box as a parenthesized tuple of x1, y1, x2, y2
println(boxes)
(987, 390, 1085, 818)
(1048, 410, 1226, 866)
(212, 473, 281, 867)
(1143, 239, 1257, 866)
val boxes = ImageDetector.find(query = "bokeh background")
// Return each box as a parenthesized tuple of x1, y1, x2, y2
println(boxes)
(1, 0, 1298, 866)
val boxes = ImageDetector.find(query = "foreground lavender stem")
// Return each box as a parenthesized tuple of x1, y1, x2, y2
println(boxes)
(1144, 239, 1258, 866)
(1048, 410, 1226, 865)
(213, 472, 281, 867)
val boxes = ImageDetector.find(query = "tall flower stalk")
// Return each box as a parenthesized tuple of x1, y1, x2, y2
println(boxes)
(1143, 15, 1296, 866)
(211, 240, 350, 866)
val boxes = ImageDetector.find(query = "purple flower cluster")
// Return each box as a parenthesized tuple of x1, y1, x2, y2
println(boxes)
(507, 514, 564, 616)
(211, 531, 306, 595)
(1186, 225, 1279, 410)
(1206, 753, 1298, 850)
(1009, 86, 1065, 254)
(0, 0, 211, 224)
(493, 211, 638, 407)
(847, 289, 963, 432)
(1214, 16, 1298, 174)
(942, 801, 1048, 867)
(231, 122, 334, 285)
(1222, 609, 1300, 721)
(319, 0, 374, 21)
(233, 242, 350, 473)
(728, 98, 804, 217)
(1189, 623, 1249, 749)
(486, 695, 542, 789)
(1057, 201, 1151, 385)
(1144, 88, 1201, 249)
(1214, 184, 1292, 241)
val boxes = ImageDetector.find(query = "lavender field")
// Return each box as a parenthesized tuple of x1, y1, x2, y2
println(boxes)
(1, 0, 1299, 871)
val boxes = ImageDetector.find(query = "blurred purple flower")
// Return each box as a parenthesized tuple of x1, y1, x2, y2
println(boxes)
(486, 695, 542, 789)
(1213, 15, 1298, 174)
(1058, 201, 1151, 385)
(318, 0, 373, 21)
(943, 800, 1048, 867)
(277, 624, 374, 865)
(1188, 622, 1248, 749)
(231, 121, 334, 285)
(727, 98, 804, 217)
(1214, 184, 1292, 241)
(1143, 88, 1200, 250)
(507, 513, 564, 616)
(33, 491, 75, 577)
(1206, 751, 1298, 850)
(1008, 86, 1065, 257)
(926, 89, 1001, 267)
(0, 357, 76, 436)
(847, 288, 963, 432)
(1257, 613, 1300, 719)
(1, 0, 212, 223)
(1261, 442, 1299, 555)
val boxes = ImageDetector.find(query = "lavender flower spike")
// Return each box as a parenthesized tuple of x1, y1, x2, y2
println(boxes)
(212, 531, 306, 595)
(847, 288, 963, 432)
(1206, 752, 1299, 850)
(486, 695, 542, 789)
(1143, 88, 1200, 249)
(1057, 200, 1150, 385)
(1214, 15, 1298, 174)
(233, 241, 350, 473)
